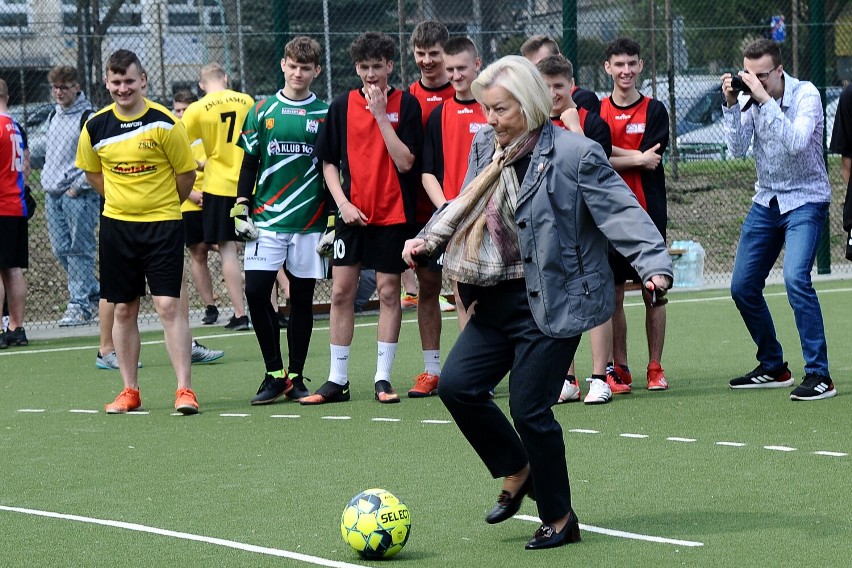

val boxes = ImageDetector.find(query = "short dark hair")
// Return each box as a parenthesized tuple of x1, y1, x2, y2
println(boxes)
(48, 65, 80, 86)
(411, 20, 449, 49)
(743, 38, 782, 68)
(520, 35, 560, 58)
(537, 54, 573, 81)
(105, 49, 144, 76)
(444, 36, 478, 59)
(605, 37, 641, 60)
(173, 89, 197, 105)
(285, 36, 323, 66)
(350, 32, 396, 64)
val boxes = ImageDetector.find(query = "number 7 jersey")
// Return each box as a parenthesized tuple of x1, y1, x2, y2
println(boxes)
(182, 88, 254, 197)
(237, 91, 329, 233)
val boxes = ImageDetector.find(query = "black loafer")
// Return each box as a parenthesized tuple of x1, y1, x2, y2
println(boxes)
(525, 510, 581, 550)
(485, 476, 532, 524)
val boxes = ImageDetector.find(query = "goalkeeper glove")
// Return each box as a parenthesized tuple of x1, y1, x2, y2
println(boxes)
(230, 202, 259, 241)
(316, 214, 335, 257)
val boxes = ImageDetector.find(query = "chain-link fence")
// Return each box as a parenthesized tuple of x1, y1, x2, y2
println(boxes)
(4, 0, 851, 331)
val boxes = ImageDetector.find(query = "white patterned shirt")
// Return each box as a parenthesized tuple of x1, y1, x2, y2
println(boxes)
(723, 72, 831, 214)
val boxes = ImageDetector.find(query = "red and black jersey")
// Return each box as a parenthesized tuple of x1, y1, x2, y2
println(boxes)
(550, 107, 612, 157)
(408, 80, 455, 222)
(600, 94, 669, 235)
(0, 113, 27, 217)
(571, 86, 601, 114)
(423, 96, 487, 201)
(313, 87, 422, 226)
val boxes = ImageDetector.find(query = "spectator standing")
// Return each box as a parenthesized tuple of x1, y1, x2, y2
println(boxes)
(599, 37, 670, 393)
(42, 65, 98, 327)
(831, 84, 852, 262)
(301, 32, 422, 405)
(723, 39, 835, 401)
(0, 79, 30, 348)
(182, 63, 255, 331)
(76, 49, 199, 414)
(233, 36, 329, 405)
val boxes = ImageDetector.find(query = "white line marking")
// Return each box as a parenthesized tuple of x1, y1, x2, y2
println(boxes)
(814, 451, 848, 457)
(17, 409, 45, 413)
(667, 437, 697, 443)
(620, 433, 649, 439)
(322, 416, 351, 420)
(69, 409, 98, 414)
(513, 514, 704, 547)
(220, 413, 250, 417)
(0, 505, 371, 567)
(126, 411, 149, 415)
(372, 418, 400, 422)
(716, 442, 746, 447)
(764, 445, 797, 452)
(569, 429, 600, 434)
(270, 414, 301, 419)
(421, 419, 451, 424)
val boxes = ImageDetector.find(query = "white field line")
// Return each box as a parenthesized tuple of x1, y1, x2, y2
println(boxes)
(513, 514, 704, 547)
(667, 437, 697, 443)
(764, 445, 797, 452)
(716, 441, 747, 447)
(569, 428, 600, 434)
(0, 505, 370, 568)
(7, 286, 852, 359)
(814, 451, 848, 457)
(620, 433, 649, 439)
(219, 413, 250, 417)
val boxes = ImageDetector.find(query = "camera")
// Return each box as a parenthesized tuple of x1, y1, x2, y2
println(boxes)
(730, 76, 751, 94)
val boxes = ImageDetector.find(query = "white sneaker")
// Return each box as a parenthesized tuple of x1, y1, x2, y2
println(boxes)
(557, 378, 581, 403)
(584, 378, 612, 405)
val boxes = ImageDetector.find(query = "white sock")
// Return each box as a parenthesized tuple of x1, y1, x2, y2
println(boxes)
(423, 350, 441, 376)
(329, 344, 350, 385)
(375, 341, 398, 382)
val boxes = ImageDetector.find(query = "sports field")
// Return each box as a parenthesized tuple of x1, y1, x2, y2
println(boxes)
(2, 280, 851, 567)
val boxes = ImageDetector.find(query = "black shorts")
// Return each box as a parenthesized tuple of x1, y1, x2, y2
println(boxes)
(0, 215, 27, 269)
(183, 210, 205, 247)
(608, 246, 641, 285)
(100, 217, 184, 303)
(332, 222, 415, 274)
(202, 193, 237, 244)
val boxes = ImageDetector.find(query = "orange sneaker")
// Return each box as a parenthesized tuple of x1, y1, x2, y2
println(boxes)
(175, 387, 199, 414)
(612, 363, 633, 386)
(647, 361, 669, 391)
(400, 292, 419, 310)
(105, 387, 142, 414)
(408, 372, 439, 398)
(375, 380, 401, 403)
(605, 366, 632, 394)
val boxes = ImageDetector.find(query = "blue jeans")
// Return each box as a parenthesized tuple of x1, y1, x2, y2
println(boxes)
(45, 190, 100, 313)
(730, 200, 830, 376)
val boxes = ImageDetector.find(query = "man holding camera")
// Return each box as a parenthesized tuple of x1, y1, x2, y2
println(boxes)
(722, 38, 834, 401)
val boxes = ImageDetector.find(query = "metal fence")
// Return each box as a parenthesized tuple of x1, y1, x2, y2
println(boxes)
(5, 0, 851, 331)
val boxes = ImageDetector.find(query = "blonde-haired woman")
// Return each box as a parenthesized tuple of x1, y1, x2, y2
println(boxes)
(403, 56, 673, 549)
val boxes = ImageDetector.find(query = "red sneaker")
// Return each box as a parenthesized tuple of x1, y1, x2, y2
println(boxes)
(614, 364, 633, 386)
(605, 366, 632, 394)
(105, 387, 142, 414)
(408, 372, 439, 398)
(175, 388, 199, 415)
(646, 361, 669, 391)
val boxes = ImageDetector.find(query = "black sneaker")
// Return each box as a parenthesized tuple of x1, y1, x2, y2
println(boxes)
(285, 374, 311, 401)
(374, 380, 401, 404)
(300, 380, 351, 405)
(224, 315, 250, 331)
(5, 327, 28, 347)
(729, 362, 793, 389)
(202, 305, 219, 325)
(0, 330, 6, 349)
(790, 374, 837, 401)
(251, 374, 294, 405)
(278, 312, 289, 328)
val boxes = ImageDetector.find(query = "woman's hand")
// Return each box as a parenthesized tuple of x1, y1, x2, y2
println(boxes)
(402, 238, 427, 269)
(644, 274, 673, 306)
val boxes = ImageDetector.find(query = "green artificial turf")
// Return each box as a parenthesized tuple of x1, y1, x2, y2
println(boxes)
(2, 281, 851, 567)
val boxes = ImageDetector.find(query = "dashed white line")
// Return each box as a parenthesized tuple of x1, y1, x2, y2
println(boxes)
(667, 437, 697, 443)
(220, 413, 250, 417)
(0, 505, 371, 567)
(569, 428, 600, 434)
(17, 409, 45, 413)
(513, 514, 704, 547)
(270, 414, 301, 419)
(126, 411, 149, 415)
(764, 445, 797, 452)
(716, 442, 746, 447)
(620, 433, 649, 439)
(69, 409, 98, 414)
(371, 418, 400, 422)
(322, 416, 351, 420)
(421, 419, 451, 424)
(814, 451, 847, 457)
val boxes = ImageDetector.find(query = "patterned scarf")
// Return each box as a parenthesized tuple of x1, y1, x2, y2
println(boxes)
(421, 129, 540, 285)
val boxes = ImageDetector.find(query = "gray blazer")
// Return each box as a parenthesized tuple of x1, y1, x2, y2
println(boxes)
(461, 122, 673, 338)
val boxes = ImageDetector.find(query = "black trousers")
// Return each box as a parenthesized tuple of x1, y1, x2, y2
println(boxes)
(438, 280, 580, 524)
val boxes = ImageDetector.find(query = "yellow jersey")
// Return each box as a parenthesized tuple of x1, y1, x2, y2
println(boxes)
(182, 88, 254, 197)
(75, 98, 196, 222)
(180, 136, 206, 213)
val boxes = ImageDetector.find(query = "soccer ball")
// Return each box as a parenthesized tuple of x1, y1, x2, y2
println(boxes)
(340, 488, 411, 559)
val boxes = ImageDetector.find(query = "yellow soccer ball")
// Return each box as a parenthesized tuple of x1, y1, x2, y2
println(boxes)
(340, 488, 411, 559)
